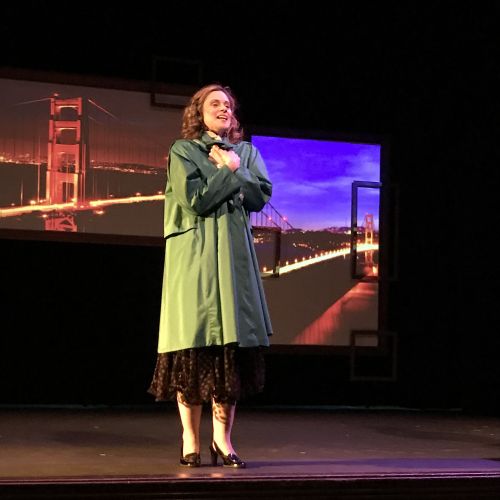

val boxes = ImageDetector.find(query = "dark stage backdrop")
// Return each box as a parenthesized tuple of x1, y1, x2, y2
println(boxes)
(2, 0, 500, 411)
(0, 61, 470, 411)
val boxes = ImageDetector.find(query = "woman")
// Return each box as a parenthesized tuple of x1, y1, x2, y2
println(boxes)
(149, 84, 273, 468)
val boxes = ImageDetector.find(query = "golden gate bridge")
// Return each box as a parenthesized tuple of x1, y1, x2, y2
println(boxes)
(0, 94, 174, 230)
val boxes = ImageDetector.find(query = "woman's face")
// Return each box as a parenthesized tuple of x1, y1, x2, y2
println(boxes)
(202, 90, 232, 136)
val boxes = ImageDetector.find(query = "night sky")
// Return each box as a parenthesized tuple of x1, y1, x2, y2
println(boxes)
(0, 78, 182, 167)
(252, 135, 380, 230)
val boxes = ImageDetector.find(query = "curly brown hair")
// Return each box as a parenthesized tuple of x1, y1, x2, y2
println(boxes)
(181, 84, 243, 143)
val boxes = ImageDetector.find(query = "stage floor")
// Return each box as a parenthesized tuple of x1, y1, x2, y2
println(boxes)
(1, 406, 500, 498)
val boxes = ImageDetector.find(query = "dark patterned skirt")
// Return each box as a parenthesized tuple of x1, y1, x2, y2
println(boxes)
(148, 344, 266, 405)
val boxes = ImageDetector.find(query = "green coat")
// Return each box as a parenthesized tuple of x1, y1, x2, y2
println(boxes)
(157, 132, 273, 353)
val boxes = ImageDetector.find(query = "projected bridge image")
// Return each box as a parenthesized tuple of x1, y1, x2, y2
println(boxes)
(0, 88, 179, 236)
(255, 208, 379, 347)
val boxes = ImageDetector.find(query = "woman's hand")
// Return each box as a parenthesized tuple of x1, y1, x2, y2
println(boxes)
(209, 145, 240, 172)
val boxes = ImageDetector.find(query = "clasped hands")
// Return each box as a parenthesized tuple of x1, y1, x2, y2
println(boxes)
(209, 145, 240, 172)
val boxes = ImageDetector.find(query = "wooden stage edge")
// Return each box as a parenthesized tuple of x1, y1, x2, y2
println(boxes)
(1, 472, 500, 499)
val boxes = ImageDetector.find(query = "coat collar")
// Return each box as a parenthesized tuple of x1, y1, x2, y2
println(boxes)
(195, 132, 235, 152)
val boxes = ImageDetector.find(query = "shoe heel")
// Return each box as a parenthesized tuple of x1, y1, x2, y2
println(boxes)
(211, 441, 246, 468)
(180, 443, 201, 467)
(209, 444, 218, 466)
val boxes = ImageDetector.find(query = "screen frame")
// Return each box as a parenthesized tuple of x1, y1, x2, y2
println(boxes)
(0, 66, 195, 247)
(244, 124, 394, 356)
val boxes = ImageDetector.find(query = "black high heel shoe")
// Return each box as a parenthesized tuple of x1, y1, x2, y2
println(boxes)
(180, 444, 201, 467)
(209, 441, 246, 468)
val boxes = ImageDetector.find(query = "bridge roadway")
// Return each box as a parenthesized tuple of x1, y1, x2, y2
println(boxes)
(0, 194, 164, 218)
(263, 252, 378, 346)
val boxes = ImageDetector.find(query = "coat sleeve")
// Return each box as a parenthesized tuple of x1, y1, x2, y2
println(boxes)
(169, 141, 242, 216)
(234, 144, 272, 212)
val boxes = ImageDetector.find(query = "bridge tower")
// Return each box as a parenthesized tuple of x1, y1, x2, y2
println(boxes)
(363, 213, 375, 272)
(364, 213, 374, 245)
(45, 96, 88, 205)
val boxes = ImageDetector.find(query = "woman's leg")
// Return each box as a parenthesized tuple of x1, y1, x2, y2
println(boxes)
(177, 392, 202, 455)
(211, 399, 236, 455)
